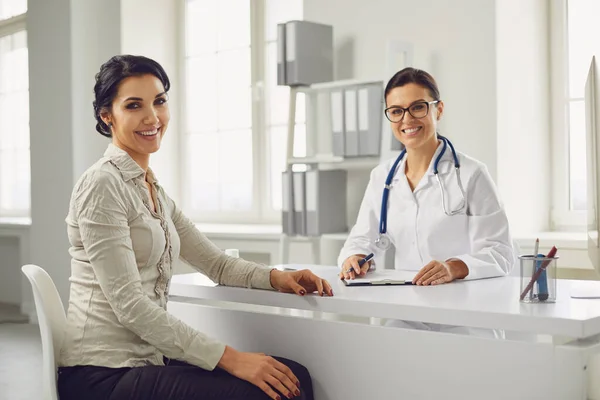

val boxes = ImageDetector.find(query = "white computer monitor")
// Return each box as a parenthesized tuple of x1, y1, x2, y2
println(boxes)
(571, 56, 600, 298)
(573, 55, 600, 298)
(587, 55, 600, 276)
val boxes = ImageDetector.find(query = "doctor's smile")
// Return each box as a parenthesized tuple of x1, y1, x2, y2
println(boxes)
(401, 126, 422, 137)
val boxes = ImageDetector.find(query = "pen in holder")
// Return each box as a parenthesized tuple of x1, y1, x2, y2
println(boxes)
(519, 253, 558, 303)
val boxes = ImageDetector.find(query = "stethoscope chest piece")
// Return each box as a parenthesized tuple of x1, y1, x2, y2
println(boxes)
(375, 234, 392, 250)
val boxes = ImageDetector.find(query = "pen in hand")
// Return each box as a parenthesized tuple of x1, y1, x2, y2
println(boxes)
(350, 253, 374, 274)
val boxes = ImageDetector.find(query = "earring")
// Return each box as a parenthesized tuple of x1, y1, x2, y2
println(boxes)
(107, 122, 112, 128)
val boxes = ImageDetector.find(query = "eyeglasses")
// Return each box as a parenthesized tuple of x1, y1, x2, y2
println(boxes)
(384, 100, 440, 123)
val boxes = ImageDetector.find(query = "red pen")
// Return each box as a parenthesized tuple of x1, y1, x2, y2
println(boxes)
(519, 246, 558, 301)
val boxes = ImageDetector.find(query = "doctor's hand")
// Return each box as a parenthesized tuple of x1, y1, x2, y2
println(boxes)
(339, 254, 371, 280)
(412, 259, 469, 285)
(270, 269, 334, 297)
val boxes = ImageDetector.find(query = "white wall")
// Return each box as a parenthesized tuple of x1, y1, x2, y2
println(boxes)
(496, 0, 551, 234)
(304, 0, 498, 225)
(0, 237, 20, 304)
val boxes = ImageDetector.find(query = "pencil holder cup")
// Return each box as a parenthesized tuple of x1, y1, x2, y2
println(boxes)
(519, 254, 558, 303)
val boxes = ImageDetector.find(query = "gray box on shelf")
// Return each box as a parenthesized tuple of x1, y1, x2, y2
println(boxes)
(358, 83, 384, 156)
(305, 169, 347, 236)
(277, 20, 333, 86)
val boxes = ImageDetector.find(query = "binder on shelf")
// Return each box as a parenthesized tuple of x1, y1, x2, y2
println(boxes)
(344, 87, 359, 157)
(358, 83, 383, 157)
(305, 169, 347, 236)
(282, 170, 295, 235)
(276, 23, 286, 86)
(330, 89, 345, 157)
(277, 20, 333, 86)
(292, 171, 307, 236)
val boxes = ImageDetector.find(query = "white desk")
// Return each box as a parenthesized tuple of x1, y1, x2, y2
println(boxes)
(168, 265, 600, 400)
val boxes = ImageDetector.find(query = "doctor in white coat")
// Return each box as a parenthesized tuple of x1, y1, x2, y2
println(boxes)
(337, 68, 514, 334)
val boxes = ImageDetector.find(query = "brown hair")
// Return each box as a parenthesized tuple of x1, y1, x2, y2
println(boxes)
(384, 67, 440, 104)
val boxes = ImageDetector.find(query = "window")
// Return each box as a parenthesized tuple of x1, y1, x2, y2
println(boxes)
(550, 0, 600, 230)
(0, 0, 26, 20)
(565, 0, 600, 212)
(182, 0, 304, 223)
(0, 0, 29, 218)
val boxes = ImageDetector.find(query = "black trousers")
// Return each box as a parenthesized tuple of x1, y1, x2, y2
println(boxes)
(57, 357, 314, 400)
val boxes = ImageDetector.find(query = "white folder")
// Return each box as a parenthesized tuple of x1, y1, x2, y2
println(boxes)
(344, 88, 359, 157)
(330, 89, 345, 157)
(358, 84, 383, 156)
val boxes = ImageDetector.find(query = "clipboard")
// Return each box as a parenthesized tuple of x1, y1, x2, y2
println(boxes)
(343, 270, 416, 286)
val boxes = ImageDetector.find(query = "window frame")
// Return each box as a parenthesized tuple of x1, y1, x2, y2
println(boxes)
(0, 11, 28, 218)
(550, 0, 586, 231)
(178, 0, 286, 225)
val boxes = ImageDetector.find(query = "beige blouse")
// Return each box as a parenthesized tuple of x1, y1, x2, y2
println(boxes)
(60, 143, 274, 370)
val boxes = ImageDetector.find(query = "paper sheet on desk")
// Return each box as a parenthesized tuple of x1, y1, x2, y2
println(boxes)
(344, 270, 416, 286)
(570, 280, 600, 299)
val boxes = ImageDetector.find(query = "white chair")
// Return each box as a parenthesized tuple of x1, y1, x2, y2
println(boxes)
(21, 264, 66, 400)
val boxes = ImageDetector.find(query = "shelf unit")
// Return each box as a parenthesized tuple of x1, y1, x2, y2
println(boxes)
(280, 80, 383, 264)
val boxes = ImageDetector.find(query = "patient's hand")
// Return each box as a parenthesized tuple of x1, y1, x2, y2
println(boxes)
(217, 346, 301, 400)
(339, 254, 371, 280)
(270, 269, 333, 297)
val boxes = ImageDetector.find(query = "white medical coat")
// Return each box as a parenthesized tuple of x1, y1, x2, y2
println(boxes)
(338, 141, 515, 280)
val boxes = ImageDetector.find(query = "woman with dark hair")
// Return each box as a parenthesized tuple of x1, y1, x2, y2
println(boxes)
(58, 55, 330, 400)
(338, 67, 514, 316)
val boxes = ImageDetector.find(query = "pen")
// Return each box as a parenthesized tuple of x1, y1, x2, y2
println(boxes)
(529, 238, 539, 300)
(536, 253, 549, 301)
(358, 253, 374, 267)
(350, 253, 374, 273)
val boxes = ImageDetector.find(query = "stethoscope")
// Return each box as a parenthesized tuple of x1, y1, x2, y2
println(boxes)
(375, 135, 467, 250)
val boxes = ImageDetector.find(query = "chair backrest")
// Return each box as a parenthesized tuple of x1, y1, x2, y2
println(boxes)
(21, 264, 67, 400)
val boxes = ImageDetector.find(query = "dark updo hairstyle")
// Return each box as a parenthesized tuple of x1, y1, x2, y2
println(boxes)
(93, 55, 171, 138)
(384, 67, 441, 105)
